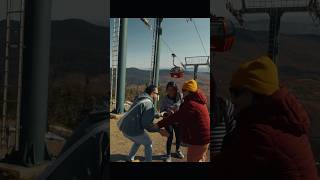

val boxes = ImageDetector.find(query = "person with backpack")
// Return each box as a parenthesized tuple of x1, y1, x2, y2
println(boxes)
(160, 81, 184, 162)
(117, 85, 168, 162)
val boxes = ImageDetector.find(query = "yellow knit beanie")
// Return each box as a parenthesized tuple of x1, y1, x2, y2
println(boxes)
(182, 79, 198, 93)
(230, 56, 279, 96)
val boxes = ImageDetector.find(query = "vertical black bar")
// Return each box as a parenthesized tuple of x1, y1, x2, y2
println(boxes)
(19, 0, 52, 166)
(268, 9, 282, 64)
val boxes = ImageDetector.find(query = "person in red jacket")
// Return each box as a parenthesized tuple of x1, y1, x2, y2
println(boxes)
(155, 79, 210, 162)
(213, 56, 319, 179)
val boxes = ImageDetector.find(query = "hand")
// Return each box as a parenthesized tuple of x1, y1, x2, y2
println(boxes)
(163, 110, 173, 118)
(170, 106, 178, 112)
(167, 107, 175, 113)
(163, 112, 169, 118)
(160, 111, 167, 117)
(159, 129, 169, 137)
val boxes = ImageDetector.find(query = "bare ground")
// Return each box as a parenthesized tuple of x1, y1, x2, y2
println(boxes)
(110, 114, 210, 162)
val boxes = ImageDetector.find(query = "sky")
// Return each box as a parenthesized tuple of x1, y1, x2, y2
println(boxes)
(0, 0, 109, 26)
(0, 0, 315, 25)
(110, 18, 210, 70)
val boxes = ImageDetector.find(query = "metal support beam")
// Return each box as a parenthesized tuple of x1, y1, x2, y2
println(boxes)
(268, 9, 283, 64)
(16, 0, 26, 152)
(2, 0, 12, 148)
(194, 65, 199, 80)
(184, 56, 210, 80)
(151, 18, 163, 109)
(152, 18, 163, 86)
(17, 0, 52, 166)
(116, 18, 128, 114)
(227, 1, 313, 64)
(243, 6, 308, 14)
(140, 18, 151, 29)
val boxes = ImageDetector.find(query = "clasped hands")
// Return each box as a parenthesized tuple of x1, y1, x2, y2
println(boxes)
(160, 109, 174, 118)
(153, 124, 169, 137)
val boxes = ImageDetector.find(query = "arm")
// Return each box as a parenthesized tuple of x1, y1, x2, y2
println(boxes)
(157, 103, 186, 128)
(170, 102, 181, 112)
(225, 99, 236, 135)
(221, 100, 236, 150)
(141, 101, 160, 132)
(152, 98, 169, 119)
(154, 111, 161, 119)
(159, 97, 167, 112)
(172, 93, 183, 111)
(159, 97, 175, 117)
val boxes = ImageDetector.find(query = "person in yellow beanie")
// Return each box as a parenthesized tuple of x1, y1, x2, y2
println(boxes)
(229, 55, 279, 114)
(212, 56, 318, 179)
(230, 55, 279, 96)
(182, 79, 198, 93)
(155, 79, 210, 162)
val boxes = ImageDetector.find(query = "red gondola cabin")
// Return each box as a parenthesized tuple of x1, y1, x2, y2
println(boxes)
(211, 16, 235, 52)
(170, 66, 184, 78)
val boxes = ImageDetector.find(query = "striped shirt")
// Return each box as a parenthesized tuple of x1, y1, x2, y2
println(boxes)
(211, 98, 236, 154)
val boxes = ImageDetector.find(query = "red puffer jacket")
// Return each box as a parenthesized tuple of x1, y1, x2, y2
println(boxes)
(213, 87, 319, 180)
(157, 89, 210, 145)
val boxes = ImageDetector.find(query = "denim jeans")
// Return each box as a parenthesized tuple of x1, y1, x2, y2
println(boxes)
(123, 132, 153, 162)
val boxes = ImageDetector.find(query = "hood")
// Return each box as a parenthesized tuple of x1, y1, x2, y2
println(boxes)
(239, 87, 310, 135)
(268, 87, 310, 134)
(133, 92, 153, 103)
(185, 89, 207, 105)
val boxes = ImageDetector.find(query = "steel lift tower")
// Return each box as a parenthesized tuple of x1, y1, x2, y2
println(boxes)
(226, 0, 320, 64)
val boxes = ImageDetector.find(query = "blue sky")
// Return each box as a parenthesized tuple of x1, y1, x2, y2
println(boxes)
(110, 18, 210, 69)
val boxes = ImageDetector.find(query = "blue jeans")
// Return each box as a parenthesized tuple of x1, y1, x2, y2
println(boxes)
(123, 132, 153, 162)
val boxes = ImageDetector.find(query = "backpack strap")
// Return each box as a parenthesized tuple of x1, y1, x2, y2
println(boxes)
(117, 98, 152, 130)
